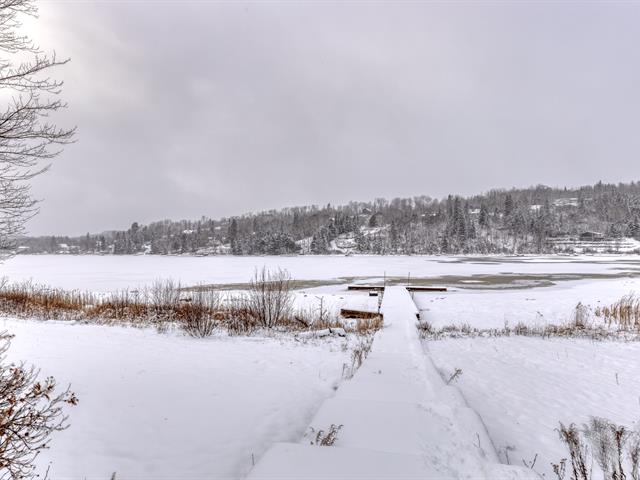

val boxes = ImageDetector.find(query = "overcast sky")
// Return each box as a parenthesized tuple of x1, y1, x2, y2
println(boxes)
(23, 0, 640, 236)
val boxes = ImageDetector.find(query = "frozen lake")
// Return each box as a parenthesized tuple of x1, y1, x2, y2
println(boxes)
(2, 254, 640, 291)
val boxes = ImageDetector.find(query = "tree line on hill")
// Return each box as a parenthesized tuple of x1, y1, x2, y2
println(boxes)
(18, 180, 640, 256)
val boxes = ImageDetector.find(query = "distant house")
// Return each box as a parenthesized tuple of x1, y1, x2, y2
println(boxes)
(553, 198, 579, 208)
(579, 231, 604, 241)
(215, 244, 232, 255)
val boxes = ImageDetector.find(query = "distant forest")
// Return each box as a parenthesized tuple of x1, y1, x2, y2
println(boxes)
(18, 181, 640, 255)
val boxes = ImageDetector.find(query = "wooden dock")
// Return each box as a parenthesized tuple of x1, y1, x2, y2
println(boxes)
(347, 285, 385, 292)
(406, 286, 447, 292)
(347, 285, 447, 292)
(340, 308, 382, 319)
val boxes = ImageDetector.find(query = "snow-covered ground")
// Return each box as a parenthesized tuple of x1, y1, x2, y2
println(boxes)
(427, 337, 640, 478)
(3, 254, 640, 479)
(294, 289, 380, 317)
(417, 272, 640, 479)
(2, 254, 639, 291)
(414, 276, 640, 329)
(2, 318, 349, 479)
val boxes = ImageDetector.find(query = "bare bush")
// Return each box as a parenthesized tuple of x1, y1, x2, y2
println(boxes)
(556, 423, 590, 480)
(629, 432, 640, 480)
(180, 288, 221, 338)
(0, 332, 77, 479)
(149, 279, 181, 321)
(584, 417, 623, 479)
(572, 302, 591, 329)
(417, 319, 434, 338)
(554, 418, 640, 480)
(246, 268, 293, 328)
(309, 424, 343, 446)
(224, 297, 259, 336)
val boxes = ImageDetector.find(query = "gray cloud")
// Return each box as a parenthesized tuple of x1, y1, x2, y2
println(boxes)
(24, 1, 640, 235)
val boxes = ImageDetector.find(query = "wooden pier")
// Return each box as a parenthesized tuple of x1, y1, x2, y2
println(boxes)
(347, 285, 447, 292)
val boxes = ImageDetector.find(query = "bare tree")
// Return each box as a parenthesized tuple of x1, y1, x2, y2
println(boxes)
(0, 2, 76, 477)
(0, 0, 74, 251)
(0, 332, 77, 479)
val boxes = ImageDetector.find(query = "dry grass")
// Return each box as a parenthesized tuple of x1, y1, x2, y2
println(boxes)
(422, 321, 631, 341)
(354, 315, 384, 335)
(595, 293, 640, 331)
(0, 281, 92, 320)
(342, 334, 375, 379)
(0, 275, 384, 341)
(422, 295, 640, 342)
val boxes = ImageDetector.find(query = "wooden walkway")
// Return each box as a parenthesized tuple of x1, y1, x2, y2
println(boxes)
(246, 287, 540, 480)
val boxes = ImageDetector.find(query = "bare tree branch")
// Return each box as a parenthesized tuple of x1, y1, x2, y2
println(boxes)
(0, 0, 74, 253)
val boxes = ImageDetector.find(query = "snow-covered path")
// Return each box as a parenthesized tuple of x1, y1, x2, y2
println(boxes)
(247, 287, 540, 479)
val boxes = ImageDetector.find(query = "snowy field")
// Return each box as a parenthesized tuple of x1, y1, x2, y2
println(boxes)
(414, 276, 640, 329)
(412, 261, 640, 479)
(2, 318, 349, 479)
(2, 254, 640, 479)
(428, 337, 640, 478)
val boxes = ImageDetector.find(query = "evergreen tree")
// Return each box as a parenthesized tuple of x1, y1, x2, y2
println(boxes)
(479, 203, 489, 228)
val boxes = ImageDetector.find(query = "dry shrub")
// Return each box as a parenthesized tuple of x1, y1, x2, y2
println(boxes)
(221, 297, 259, 335)
(553, 418, 640, 480)
(417, 319, 434, 338)
(0, 332, 77, 479)
(309, 424, 343, 446)
(246, 267, 293, 328)
(179, 288, 221, 338)
(572, 302, 591, 329)
(555, 423, 590, 480)
(150, 279, 181, 313)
